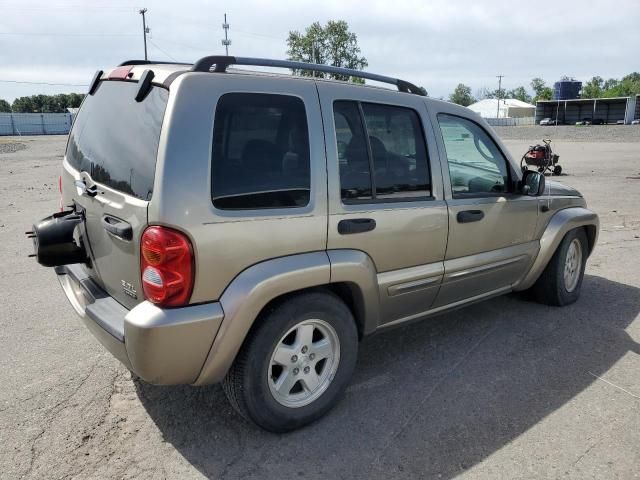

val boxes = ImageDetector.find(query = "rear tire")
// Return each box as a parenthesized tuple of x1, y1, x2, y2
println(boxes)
(553, 165, 563, 176)
(530, 228, 588, 306)
(222, 291, 358, 432)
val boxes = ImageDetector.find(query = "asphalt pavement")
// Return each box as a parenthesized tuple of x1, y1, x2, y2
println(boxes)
(0, 135, 638, 479)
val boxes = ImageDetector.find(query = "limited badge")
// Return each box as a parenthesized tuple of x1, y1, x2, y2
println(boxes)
(121, 280, 138, 299)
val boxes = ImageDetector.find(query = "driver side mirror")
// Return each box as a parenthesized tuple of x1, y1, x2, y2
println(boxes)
(521, 170, 546, 196)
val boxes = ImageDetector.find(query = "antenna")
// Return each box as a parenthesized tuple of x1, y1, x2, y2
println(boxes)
(221, 13, 231, 56)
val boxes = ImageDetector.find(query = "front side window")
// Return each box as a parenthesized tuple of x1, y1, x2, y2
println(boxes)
(333, 101, 431, 203)
(437, 114, 510, 196)
(212, 93, 310, 210)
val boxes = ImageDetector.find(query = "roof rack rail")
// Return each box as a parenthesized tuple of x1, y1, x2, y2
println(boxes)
(118, 60, 191, 67)
(190, 56, 425, 96)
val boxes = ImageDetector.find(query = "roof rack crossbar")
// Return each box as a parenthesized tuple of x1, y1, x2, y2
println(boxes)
(191, 56, 425, 96)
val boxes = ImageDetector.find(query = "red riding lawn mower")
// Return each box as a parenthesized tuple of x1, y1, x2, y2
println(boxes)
(521, 139, 562, 176)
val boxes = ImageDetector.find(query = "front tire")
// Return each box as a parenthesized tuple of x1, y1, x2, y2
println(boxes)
(222, 291, 358, 432)
(531, 228, 588, 306)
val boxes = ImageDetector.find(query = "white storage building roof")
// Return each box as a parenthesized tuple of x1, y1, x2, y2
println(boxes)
(467, 98, 535, 118)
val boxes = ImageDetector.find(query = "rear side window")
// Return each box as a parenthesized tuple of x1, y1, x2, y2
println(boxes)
(66, 81, 168, 200)
(333, 101, 431, 203)
(212, 93, 310, 210)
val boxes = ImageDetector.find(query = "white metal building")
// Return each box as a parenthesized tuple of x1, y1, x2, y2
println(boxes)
(467, 98, 536, 118)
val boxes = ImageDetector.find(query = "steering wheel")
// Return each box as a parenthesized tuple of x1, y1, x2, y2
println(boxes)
(473, 135, 494, 161)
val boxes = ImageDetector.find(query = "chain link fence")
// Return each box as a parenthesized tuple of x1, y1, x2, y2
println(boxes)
(0, 113, 75, 136)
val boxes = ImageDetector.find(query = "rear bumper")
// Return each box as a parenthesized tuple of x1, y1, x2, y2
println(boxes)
(55, 264, 224, 385)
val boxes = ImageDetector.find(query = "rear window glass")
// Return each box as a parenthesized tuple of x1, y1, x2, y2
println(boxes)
(212, 93, 310, 210)
(66, 81, 168, 200)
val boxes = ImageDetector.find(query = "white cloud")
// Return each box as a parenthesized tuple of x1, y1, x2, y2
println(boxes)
(0, 0, 638, 102)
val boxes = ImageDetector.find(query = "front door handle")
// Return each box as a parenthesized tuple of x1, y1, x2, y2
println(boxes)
(338, 218, 376, 235)
(457, 210, 484, 223)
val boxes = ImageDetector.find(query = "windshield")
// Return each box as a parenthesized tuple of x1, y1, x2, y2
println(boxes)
(66, 80, 169, 200)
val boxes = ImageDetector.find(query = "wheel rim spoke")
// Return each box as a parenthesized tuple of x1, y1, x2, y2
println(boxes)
(295, 324, 315, 349)
(274, 369, 298, 396)
(301, 371, 321, 392)
(311, 338, 332, 361)
(272, 344, 297, 366)
(268, 319, 341, 408)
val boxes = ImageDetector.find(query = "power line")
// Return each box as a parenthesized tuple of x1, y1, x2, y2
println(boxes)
(151, 38, 211, 52)
(0, 79, 88, 87)
(147, 39, 177, 62)
(0, 32, 137, 36)
(234, 29, 282, 41)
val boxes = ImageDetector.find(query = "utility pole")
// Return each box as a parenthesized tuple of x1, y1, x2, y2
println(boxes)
(496, 75, 504, 118)
(139, 8, 148, 61)
(221, 13, 231, 56)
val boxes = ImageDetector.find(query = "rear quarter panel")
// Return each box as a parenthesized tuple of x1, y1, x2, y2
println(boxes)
(149, 73, 328, 303)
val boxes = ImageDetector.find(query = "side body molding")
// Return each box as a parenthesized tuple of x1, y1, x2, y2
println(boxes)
(195, 251, 331, 385)
(514, 207, 599, 291)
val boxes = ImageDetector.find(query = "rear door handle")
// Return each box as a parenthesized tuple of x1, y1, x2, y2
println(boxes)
(101, 215, 132, 240)
(338, 218, 376, 235)
(457, 210, 484, 223)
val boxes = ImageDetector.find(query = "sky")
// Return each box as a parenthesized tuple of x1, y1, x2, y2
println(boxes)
(1, 0, 639, 103)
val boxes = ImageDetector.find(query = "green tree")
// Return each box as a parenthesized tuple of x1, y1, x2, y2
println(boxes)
(0, 99, 11, 112)
(602, 72, 640, 97)
(475, 87, 491, 100)
(582, 76, 604, 98)
(485, 88, 506, 100)
(449, 84, 475, 106)
(10, 93, 86, 113)
(603, 78, 619, 91)
(68, 93, 84, 108)
(531, 77, 546, 96)
(530, 77, 553, 102)
(287, 20, 368, 83)
(507, 86, 532, 103)
(12, 96, 33, 112)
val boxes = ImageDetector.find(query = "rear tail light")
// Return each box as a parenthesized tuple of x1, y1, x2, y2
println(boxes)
(140, 226, 194, 307)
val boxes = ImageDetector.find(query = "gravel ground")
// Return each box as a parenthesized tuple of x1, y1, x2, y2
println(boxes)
(494, 125, 640, 142)
(0, 140, 27, 155)
(0, 135, 639, 479)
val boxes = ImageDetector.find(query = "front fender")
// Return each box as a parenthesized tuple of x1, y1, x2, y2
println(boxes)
(514, 207, 599, 291)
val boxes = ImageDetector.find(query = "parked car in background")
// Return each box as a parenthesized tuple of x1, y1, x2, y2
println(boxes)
(591, 118, 605, 125)
(632, 119, 640, 125)
(29, 56, 600, 432)
(576, 118, 592, 126)
(540, 117, 557, 126)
